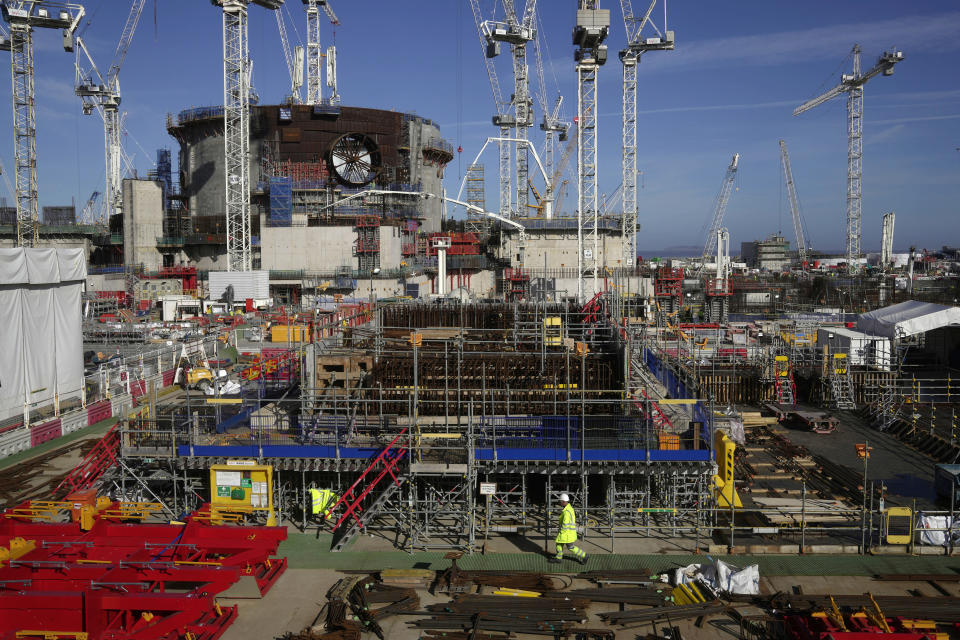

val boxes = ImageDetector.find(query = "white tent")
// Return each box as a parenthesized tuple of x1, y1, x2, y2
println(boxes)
(857, 300, 960, 340)
(0, 248, 86, 424)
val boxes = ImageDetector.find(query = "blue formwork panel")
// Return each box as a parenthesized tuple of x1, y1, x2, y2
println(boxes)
(178, 444, 384, 459)
(269, 176, 292, 226)
(474, 448, 711, 462)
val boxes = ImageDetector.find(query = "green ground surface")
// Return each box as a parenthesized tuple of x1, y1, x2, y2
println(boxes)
(278, 532, 960, 575)
(0, 417, 118, 471)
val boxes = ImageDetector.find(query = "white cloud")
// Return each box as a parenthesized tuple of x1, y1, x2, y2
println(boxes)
(865, 123, 905, 145)
(646, 11, 960, 72)
(871, 113, 960, 125)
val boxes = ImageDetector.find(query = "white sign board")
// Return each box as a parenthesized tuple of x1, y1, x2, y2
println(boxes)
(215, 470, 242, 486)
(583, 249, 593, 259)
(479, 482, 497, 496)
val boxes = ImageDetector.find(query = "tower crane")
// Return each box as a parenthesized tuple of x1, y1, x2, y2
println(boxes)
(533, 28, 568, 216)
(793, 44, 903, 273)
(480, 1, 538, 217)
(79, 189, 100, 224)
(0, 1, 85, 247)
(619, 0, 672, 268)
(468, 0, 512, 222)
(303, 0, 337, 106)
(550, 120, 577, 216)
(74, 0, 145, 227)
(275, 7, 304, 103)
(573, 0, 609, 301)
(213, 0, 283, 272)
(700, 153, 739, 266)
(778, 139, 809, 266)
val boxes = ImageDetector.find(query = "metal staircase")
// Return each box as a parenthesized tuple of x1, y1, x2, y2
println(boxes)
(52, 422, 121, 498)
(829, 353, 857, 410)
(329, 428, 409, 552)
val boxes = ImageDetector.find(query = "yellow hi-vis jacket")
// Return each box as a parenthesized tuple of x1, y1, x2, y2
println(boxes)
(556, 503, 578, 544)
(310, 488, 337, 518)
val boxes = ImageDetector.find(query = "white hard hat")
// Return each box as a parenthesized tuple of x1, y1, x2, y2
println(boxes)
(559, 493, 570, 502)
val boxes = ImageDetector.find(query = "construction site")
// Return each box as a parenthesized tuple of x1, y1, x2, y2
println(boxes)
(0, 1, 959, 639)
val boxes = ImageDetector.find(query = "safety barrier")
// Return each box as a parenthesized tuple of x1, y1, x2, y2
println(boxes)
(30, 419, 62, 447)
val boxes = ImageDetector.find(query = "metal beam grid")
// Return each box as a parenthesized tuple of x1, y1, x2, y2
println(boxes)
(10, 24, 36, 246)
(222, 0, 252, 271)
(482, 473, 527, 529)
(406, 474, 475, 551)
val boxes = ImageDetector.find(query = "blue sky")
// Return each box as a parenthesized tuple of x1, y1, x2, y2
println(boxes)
(3, 0, 958, 254)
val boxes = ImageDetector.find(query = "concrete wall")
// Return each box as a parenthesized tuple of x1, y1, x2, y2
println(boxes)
(501, 228, 627, 269)
(87, 272, 125, 292)
(122, 178, 164, 271)
(260, 225, 355, 271)
(0, 235, 92, 257)
(410, 119, 444, 233)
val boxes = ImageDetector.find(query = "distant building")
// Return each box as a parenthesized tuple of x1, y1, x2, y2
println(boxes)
(43, 206, 76, 225)
(0, 207, 14, 226)
(741, 234, 791, 271)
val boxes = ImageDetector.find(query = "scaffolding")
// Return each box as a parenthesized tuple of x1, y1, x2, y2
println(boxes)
(113, 301, 716, 553)
(465, 163, 487, 235)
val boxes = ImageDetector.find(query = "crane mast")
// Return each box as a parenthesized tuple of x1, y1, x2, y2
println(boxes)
(275, 8, 303, 103)
(619, 0, 673, 267)
(573, 0, 608, 302)
(480, 0, 538, 218)
(793, 44, 903, 273)
(700, 153, 739, 265)
(533, 29, 567, 217)
(778, 139, 808, 265)
(469, 0, 512, 222)
(303, 0, 337, 106)
(214, 0, 283, 272)
(1, 1, 85, 247)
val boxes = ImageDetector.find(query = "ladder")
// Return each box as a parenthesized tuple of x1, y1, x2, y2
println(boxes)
(329, 428, 408, 552)
(774, 355, 796, 407)
(52, 422, 121, 498)
(829, 353, 857, 410)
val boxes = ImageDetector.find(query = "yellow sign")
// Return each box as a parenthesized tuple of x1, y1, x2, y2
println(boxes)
(209, 463, 275, 526)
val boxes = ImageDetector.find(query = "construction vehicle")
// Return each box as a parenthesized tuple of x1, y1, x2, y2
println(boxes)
(174, 343, 215, 394)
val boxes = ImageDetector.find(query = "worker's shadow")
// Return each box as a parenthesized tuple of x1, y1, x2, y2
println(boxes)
(500, 532, 547, 554)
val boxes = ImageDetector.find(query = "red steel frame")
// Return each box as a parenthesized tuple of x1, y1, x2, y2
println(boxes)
(0, 507, 287, 640)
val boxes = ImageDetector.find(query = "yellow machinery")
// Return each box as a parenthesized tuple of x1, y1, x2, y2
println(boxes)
(885, 506, 913, 545)
(174, 344, 215, 393)
(209, 463, 276, 526)
(713, 430, 743, 508)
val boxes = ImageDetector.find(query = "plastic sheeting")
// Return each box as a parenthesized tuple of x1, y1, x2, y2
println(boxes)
(671, 559, 759, 595)
(0, 248, 86, 424)
(918, 515, 959, 546)
(857, 300, 960, 339)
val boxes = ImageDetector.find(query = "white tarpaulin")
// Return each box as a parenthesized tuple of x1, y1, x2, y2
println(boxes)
(918, 515, 959, 546)
(0, 248, 86, 424)
(670, 559, 759, 595)
(857, 301, 960, 339)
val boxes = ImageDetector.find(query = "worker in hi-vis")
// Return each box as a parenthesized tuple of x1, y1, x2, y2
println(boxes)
(309, 488, 338, 521)
(548, 493, 588, 564)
